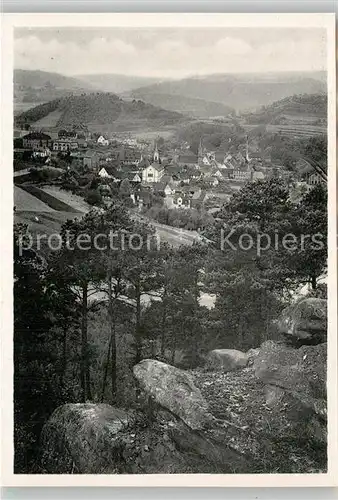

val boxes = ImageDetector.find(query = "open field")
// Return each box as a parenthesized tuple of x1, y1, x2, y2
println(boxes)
(20, 185, 83, 213)
(15, 184, 204, 249)
(14, 186, 55, 213)
(32, 109, 64, 129)
(41, 186, 91, 213)
(266, 124, 326, 138)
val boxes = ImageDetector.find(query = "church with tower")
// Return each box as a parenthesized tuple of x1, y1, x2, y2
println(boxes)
(141, 140, 164, 183)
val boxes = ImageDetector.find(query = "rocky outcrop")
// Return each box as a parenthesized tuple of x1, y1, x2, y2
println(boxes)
(277, 298, 327, 346)
(39, 403, 131, 473)
(39, 402, 214, 474)
(253, 340, 327, 445)
(133, 359, 214, 430)
(206, 349, 248, 372)
(246, 347, 261, 366)
(39, 350, 327, 474)
(133, 359, 253, 472)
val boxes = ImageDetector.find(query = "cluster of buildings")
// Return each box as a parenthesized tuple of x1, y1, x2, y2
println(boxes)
(15, 127, 324, 212)
(95, 139, 269, 211)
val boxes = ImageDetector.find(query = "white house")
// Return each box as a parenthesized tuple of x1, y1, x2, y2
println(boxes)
(32, 147, 51, 158)
(141, 163, 164, 183)
(131, 173, 142, 183)
(306, 172, 325, 186)
(97, 135, 109, 146)
(164, 183, 175, 196)
(98, 167, 113, 178)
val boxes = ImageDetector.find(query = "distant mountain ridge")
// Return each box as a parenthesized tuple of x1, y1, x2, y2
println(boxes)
(14, 69, 96, 114)
(130, 72, 326, 112)
(14, 69, 94, 91)
(76, 73, 170, 94)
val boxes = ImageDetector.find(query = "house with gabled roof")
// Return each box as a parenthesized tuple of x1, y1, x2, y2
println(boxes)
(178, 151, 198, 166)
(141, 162, 164, 183)
(98, 165, 116, 179)
(153, 181, 176, 196)
(118, 171, 142, 183)
(22, 132, 51, 149)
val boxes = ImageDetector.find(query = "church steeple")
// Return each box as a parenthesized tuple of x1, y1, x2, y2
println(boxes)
(245, 135, 250, 164)
(198, 137, 203, 166)
(153, 140, 159, 163)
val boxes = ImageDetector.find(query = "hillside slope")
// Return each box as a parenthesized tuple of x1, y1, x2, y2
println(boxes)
(243, 94, 327, 125)
(127, 91, 234, 118)
(132, 72, 326, 112)
(14, 69, 95, 114)
(15, 93, 186, 132)
(14, 69, 95, 90)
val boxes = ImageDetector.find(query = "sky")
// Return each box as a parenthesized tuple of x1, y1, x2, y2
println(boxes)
(14, 27, 327, 78)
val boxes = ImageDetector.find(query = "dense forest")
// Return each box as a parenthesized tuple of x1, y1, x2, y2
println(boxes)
(14, 178, 327, 473)
(15, 93, 185, 129)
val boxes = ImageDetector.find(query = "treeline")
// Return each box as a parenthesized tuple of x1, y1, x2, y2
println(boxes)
(244, 93, 327, 124)
(14, 179, 327, 472)
(146, 205, 214, 231)
(248, 132, 327, 174)
(15, 92, 184, 130)
(176, 121, 244, 154)
(15, 98, 61, 126)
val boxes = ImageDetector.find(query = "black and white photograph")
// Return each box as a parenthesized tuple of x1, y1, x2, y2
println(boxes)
(1, 12, 337, 487)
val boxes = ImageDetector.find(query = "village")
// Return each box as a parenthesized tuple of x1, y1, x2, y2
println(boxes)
(14, 123, 325, 226)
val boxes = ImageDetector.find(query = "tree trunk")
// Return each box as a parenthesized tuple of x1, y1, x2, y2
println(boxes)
(80, 285, 87, 402)
(81, 282, 91, 402)
(60, 324, 68, 387)
(107, 275, 117, 401)
(171, 327, 177, 365)
(160, 293, 167, 357)
(135, 280, 142, 364)
(311, 275, 317, 291)
(265, 291, 270, 341)
(100, 336, 112, 402)
(110, 318, 117, 401)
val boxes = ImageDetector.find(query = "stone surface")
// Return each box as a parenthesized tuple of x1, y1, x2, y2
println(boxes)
(206, 349, 249, 372)
(277, 298, 327, 345)
(40, 403, 131, 473)
(246, 347, 261, 366)
(253, 340, 327, 445)
(133, 359, 214, 430)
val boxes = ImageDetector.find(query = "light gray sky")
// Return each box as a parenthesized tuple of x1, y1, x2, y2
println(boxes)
(14, 27, 327, 78)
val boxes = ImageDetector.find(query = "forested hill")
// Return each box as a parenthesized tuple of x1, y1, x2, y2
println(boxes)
(243, 94, 327, 125)
(15, 93, 186, 130)
(127, 91, 235, 118)
(130, 73, 326, 111)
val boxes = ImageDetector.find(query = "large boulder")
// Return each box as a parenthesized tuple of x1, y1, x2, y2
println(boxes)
(40, 403, 131, 473)
(133, 359, 253, 472)
(133, 359, 214, 430)
(39, 402, 207, 474)
(254, 340, 327, 445)
(206, 349, 248, 372)
(277, 298, 327, 346)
